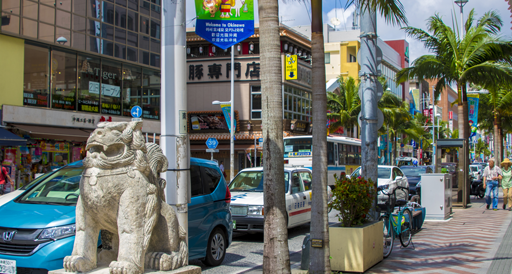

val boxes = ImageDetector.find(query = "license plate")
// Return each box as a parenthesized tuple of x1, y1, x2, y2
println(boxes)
(0, 259, 16, 274)
(232, 220, 236, 229)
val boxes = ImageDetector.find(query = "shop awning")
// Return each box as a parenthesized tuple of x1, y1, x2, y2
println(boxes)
(0, 128, 27, 146)
(11, 124, 93, 142)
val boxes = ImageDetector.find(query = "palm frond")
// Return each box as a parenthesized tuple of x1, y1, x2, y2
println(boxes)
(477, 10, 503, 34)
(346, 0, 407, 26)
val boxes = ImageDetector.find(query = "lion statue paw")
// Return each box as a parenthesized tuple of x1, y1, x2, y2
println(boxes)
(63, 255, 96, 272)
(109, 261, 141, 274)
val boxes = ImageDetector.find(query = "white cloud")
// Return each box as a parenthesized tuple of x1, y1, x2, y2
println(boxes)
(324, 5, 356, 31)
(377, 0, 512, 62)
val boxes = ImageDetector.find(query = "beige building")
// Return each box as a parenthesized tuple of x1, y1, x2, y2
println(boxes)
(185, 25, 314, 177)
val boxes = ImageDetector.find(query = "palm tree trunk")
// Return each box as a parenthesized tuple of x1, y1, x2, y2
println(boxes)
(393, 134, 397, 165)
(309, 0, 331, 273)
(387, 126, 390, 165)
(502, 128, 507, 159)
(494, 113, 501, 164)
(258, 0, 290, 272)
(457, 83, 470, 206)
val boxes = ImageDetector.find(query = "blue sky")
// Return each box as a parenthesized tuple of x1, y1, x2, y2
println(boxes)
(186, 0, 512, 62)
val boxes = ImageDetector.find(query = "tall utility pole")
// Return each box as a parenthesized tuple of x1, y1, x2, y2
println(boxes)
(161, 0, 190, 256)
(455, 0, 468, 38)
(359, 6, 380, 218)
(309, 0, 331, 272)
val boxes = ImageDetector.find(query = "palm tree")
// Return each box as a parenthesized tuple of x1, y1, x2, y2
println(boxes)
(326, 76, 361, 137)
(309, 0, 406, 272)
(477, 88, 512, 162)
(475, 138, 491, 161)
(377, 92, 423, 164)
(258, 0, 290, 272)
(396, 10, 512, 204)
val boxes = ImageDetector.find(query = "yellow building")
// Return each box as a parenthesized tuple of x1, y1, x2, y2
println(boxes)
(324, 40, 360, 81)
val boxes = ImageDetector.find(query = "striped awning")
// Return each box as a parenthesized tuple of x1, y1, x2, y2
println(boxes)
(189, 133, 262, 141)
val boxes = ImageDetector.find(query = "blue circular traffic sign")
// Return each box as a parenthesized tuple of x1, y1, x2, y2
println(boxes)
(131, 106, 142, 118)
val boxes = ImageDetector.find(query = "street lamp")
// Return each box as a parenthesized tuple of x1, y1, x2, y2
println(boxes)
(212, 100, 235, 182)
(56, 36, 68, 45)
(454, 0, 468, 38)
(436, 113, 442, 139)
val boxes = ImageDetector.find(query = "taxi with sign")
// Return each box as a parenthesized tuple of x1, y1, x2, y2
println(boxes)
(228, 167, 332, 233)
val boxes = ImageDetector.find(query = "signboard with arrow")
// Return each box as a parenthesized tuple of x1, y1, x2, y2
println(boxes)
(285, 54, 298, 80)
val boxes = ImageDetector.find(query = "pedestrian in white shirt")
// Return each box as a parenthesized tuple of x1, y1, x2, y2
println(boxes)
(483, 158, 503, 210)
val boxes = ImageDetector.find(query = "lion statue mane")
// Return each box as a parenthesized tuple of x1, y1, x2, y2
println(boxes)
(63, 121, 187, 274)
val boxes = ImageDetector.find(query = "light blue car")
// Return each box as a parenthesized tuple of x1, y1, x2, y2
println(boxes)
(0, 158, 232, 272)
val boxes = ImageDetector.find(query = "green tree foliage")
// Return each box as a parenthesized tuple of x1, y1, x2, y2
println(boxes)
(327, 76, 361, 136)
(396, 9, 512, 140)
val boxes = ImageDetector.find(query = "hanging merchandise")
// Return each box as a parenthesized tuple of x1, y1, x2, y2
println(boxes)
(19, 147, 29, 154)
(72, 147, 83, 162)
(1, 163, 16, 193)
(42, 152, 48, 165)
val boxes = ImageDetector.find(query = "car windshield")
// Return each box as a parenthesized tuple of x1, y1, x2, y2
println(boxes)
(20, 172, 51, 190)
(229, 171, 289, 192)
(442, 165, 456, 173)
(401, 167, 428, 177)
(17, 167, 83, 205)
(470, 166, 479, 172)
(351, 167, 391, 179)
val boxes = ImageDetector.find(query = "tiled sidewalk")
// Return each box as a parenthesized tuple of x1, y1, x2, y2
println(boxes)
(366, 197, 512, 274)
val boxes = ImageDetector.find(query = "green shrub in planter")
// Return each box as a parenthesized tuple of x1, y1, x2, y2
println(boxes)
(328, 172, 376, 227)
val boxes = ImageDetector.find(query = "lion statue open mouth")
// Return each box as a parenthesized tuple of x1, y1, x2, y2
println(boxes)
(63, 121, 187, 274)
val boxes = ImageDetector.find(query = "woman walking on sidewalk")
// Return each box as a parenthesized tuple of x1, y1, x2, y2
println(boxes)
(483, 158, 503, 210)
(501, 158, 512, 210)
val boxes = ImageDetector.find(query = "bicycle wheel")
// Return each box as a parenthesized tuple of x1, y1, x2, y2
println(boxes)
(380, 215, 394, 258)
(399, 208, 413, 247)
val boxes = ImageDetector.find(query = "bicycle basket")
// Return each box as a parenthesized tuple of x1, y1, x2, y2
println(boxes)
(377, 189, 396, 212)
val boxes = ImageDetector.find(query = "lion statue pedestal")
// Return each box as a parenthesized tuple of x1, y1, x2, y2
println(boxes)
(52, 121, 200, 274)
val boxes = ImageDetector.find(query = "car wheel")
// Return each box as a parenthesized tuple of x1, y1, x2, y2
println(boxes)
(203, 228, 227, 266)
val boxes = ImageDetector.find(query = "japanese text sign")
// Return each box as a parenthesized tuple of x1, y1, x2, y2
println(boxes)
(285, 55, 298, 80)
(194, 0, 255, 49)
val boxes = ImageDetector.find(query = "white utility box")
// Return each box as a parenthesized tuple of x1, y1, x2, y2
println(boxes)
(420, 173, 452, 220)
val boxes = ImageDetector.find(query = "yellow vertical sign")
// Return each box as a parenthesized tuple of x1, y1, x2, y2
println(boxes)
(285, 54, 298, 80)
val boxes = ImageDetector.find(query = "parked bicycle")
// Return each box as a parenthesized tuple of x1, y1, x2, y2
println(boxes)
(378, 185, 413, 258)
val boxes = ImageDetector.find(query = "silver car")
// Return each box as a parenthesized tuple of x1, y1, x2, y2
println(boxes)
(350, 165, 410, 203)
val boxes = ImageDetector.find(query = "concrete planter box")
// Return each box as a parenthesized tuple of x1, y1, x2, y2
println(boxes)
(329, 220, 383, 273)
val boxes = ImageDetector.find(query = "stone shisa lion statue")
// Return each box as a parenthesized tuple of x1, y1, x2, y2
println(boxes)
(63, 121, 187, 274)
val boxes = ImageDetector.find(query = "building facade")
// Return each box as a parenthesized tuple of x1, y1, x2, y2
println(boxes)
(185, 25, 313, 178)
(292, 26, 406, 100)
(0, 0, 163, 184)
(0, 6, 313, 180)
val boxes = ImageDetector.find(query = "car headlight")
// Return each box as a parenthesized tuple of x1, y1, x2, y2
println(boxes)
(38, 224, 76, 240)
(248, 205, 264, 216)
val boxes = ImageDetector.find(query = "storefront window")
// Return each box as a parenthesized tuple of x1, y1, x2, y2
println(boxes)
(283, 85, 312, 122)
(52, 50, 77, 110)
(251, 86, 261, 119)
(142, 69, 160, 120)
(77, 55, 100, 112)
(122, 65, 142, 116)
(101, 60, 122, 115)
(24, 44, 50, 107)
